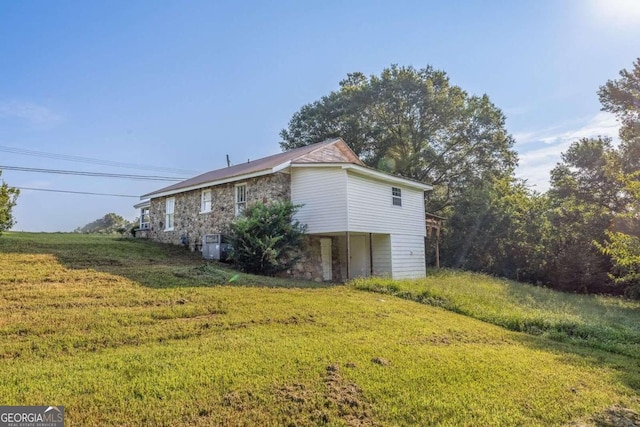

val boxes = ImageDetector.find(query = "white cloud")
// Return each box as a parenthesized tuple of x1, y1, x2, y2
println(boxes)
(504, 105, 529, 117)
(0, 100, 63, 127)
(514, 112, 620, 190)
(537, 112, 619, 145)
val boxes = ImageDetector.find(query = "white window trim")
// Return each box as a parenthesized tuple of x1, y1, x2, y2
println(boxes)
(140, 207, 150, 229)
(165, 197, 175, 231)
(235, 183, 247, 217)
(200, 189, 212, 214)
(392, 187, 402, 207)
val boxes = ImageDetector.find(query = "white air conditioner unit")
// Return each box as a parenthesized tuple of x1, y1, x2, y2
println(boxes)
(201, 234, 229, 260)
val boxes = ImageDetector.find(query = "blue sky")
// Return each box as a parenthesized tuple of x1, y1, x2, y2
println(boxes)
(1, 0, 639, 231)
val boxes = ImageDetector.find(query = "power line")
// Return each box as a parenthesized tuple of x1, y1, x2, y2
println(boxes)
(15, 187, 139, 198)
(0, 145, 200, 176)
(0, 165, 183, 181)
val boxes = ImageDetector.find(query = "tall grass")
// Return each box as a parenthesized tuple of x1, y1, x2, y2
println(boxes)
(352, 269, 640, 359)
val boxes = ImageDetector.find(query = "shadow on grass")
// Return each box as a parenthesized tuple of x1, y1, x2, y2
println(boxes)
(512, 331, 640, 396)
(0, 232, 334, 289)
(353, 271, 640, 395)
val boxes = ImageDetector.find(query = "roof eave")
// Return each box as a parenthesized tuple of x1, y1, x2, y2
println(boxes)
(133, 200, 151, 209)
(289, 162, 432, 190)
(140, 168, 275, 200)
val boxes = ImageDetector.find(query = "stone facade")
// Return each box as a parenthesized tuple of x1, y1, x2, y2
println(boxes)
(146, 172, 291, 249)
(289, 235, 345, 282)
(142, 171, 345, 282)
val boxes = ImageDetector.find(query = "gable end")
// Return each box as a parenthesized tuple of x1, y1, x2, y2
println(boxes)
(293, 139, 364, 165)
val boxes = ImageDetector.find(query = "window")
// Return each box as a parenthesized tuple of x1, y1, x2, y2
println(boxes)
(235, 184, 247, 216)
(165, 198, 175, 231)
(140, 207, 150, 229)
(392, 187, 402, 206)
(201, 189, 212, 213)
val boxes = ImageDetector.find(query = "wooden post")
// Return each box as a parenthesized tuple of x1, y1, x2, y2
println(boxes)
(435, 225, 440, 269)
(346, 231, 351, 280)
(426, 215, 443, 269)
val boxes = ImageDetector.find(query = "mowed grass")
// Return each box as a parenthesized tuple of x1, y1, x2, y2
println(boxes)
(1, 233, 639, 426)
(352, 270, 640, 359)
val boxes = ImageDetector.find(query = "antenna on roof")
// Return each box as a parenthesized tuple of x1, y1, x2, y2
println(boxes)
(226, 154, 231, 167)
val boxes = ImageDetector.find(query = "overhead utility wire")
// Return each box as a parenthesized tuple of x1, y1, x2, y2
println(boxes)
(15, 187, 139, 198)
(0, 145, 199, 175)
(0, 165, 183, 181)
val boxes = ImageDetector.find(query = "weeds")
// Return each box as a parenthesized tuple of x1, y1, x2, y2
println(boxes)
(352, 270, 640, 359)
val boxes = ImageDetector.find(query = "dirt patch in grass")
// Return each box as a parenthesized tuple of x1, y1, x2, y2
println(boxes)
(276, 383, 329, 425)
(269, 364, 378, 426)
(370, 357, 390, 366)
(567, 405, 640, 426)
(402, 330, 513, 347)
(222, 390, 259, 411)
(324, 364, 377, 426)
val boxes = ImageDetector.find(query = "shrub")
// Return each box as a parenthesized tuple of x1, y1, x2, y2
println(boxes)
(227, 201, 306, 276)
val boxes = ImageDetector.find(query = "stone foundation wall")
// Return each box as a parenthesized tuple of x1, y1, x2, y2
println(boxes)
(288, 235, 345, 283)
(146, 172, 291, 250)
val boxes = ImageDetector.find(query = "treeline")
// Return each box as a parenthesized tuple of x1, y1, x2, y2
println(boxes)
(75, 213, 137, 235)
(442, 59, 640, 296)
(281, 59, 640, 297)
(442, 135, 639, 296)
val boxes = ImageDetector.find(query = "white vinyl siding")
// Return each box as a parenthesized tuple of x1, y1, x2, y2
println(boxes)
(201, 189, 212, 213)
(291, 168, 348, 233)
(292, 165, 428, 280)
(347, 172, 425, 236)
(165, 198, 175, 231)
(371, 234, 392, 276)
(391, 234, 426, 279)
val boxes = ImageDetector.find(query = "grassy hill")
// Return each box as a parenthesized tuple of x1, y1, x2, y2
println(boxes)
(353, 271, 640, 360)
(1, 232, 640, 426)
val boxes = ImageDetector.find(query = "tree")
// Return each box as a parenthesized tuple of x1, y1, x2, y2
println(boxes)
(543, 137, 626, 293)
(0, 170, 19, 234)
(595, 58, 640, 295)
(442, 176, 550, 283)
(280, 65, 517, 213)
(75, 213, 135, 234)
(596, 230, 640, 298)
(227, 201, 307, 276)
(598, 57, 640, 146)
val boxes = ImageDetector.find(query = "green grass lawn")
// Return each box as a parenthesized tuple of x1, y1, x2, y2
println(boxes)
(1, 232, 640, 426)
(352, 270, 640, 360)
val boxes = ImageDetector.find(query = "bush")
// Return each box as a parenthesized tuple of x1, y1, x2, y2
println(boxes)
(227, 201, 307, 276)
(0, 172, 19, 235)
(597, 231, 640, 298)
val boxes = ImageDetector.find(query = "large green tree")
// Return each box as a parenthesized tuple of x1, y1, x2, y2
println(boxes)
(599, 58, 640, 148)
(0, 170, 19, 234)
(594, 58, 640, 295)
(543, 137, 633, 294)
(442, 176, 550, 283)
(280, 65, 517, 213)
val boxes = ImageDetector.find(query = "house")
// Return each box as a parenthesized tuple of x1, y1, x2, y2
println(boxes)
(135, 138, 433, 281)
